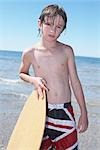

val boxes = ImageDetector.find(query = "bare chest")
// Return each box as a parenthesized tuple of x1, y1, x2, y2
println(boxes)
(33, 50, 67, 74)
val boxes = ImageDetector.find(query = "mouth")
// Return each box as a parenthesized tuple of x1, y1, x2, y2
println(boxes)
(48, 34, 55, 38)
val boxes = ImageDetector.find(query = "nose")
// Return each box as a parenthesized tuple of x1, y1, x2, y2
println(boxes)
(50, 30, 54, 33)
(50, 26, 56, 33)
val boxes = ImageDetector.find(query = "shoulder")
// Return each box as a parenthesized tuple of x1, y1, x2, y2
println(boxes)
(57, 41, 74, 58)
(22, 46, 36, 59)
(62, 44, 75, 59)
(21, 46, 36, 64)
(58, 41, 74, 54)
(63, 44, 74, 54)
(22, 47, 34, 56)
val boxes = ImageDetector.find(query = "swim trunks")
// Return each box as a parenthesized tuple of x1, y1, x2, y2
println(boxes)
(40, 102, 78, 150)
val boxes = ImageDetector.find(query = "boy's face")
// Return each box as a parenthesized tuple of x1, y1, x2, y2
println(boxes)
(38, 15, 65, 42)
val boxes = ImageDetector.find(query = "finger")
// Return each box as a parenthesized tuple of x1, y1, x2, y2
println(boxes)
(78, 125, 87, 133)
(41, 78, 47, 85)
(42, 84, 49, 92)
(39, 83, 49, 92)
(80, 125, 87, 133)
(77, 121, 82, 133)
(40, 79, 49, 91)
(37, 87, 43, 99)
(78, 125, 83, 133)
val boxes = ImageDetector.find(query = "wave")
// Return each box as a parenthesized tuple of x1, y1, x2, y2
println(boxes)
(0, 91, 28, 99)
(0, 77, 23, 85)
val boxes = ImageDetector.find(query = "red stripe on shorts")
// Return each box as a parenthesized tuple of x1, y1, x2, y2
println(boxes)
(56, 129, 77, 149)
(47, 121, 73, 129)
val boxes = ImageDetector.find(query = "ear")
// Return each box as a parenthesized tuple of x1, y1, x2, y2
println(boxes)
(38, 19, 42, 29)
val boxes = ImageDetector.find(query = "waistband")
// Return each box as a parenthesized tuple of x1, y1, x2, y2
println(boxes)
(48, 102, 71, 109)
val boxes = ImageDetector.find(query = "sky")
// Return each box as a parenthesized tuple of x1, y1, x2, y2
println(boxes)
(0, 0, 100, 58)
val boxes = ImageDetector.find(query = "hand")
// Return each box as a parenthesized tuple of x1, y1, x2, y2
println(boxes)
(77, 113, 88, 133)
(33, 77, 49, 98)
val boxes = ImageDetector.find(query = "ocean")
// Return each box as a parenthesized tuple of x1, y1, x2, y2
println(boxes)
(0, 50, 100, 149)
(0, 50, 100, 102)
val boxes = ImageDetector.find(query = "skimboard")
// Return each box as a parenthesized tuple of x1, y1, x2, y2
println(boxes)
(7, 90, 46, 150)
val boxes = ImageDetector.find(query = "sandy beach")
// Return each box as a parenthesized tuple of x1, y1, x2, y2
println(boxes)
(0, 98, 100, 150)
(0, 0, 100, 148)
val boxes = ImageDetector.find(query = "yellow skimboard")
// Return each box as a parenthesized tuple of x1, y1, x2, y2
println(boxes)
(7, 90, 46, 150)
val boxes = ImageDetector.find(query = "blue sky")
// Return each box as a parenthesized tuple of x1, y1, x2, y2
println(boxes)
(0, 0, 100, 57)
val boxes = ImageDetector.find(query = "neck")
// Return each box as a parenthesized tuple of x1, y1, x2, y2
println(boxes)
(39, 38, 58, 50)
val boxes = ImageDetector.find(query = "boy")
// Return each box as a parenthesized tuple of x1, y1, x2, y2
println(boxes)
(19, 4, 88, 150)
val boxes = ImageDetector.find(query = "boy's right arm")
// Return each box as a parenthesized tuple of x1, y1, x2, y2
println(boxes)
(19, 50, 33, 83)
(19, 50, 48, 96)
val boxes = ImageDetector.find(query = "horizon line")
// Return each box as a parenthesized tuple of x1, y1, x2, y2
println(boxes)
(0, 49, 100, 59)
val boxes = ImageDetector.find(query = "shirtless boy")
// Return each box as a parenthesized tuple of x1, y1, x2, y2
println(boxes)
(19, 4, 88, 150)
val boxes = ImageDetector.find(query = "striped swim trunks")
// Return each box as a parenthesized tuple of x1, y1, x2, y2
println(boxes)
(40, 102, 78, 150)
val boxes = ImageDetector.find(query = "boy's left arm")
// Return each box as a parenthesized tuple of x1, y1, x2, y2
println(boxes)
(67, 46, 88, 133)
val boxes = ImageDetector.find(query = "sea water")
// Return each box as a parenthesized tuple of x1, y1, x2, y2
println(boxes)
(0, 50, 100, 103)
(0, 50, 100, 149)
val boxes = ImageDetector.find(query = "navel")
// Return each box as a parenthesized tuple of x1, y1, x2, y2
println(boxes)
(54, 92, 58, 97)
(61, 63, 64, 67)
(37, 65, 40, 69)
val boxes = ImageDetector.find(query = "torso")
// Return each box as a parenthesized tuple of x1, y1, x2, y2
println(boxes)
(31, 43, 71, 104)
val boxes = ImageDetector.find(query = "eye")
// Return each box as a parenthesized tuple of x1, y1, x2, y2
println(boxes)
(44, 22, 51, 26)
(58, 26, 61, 28)
(57, 26, 62, 29)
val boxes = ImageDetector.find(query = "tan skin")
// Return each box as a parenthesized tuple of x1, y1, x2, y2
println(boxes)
(19, 15, 88, 133)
